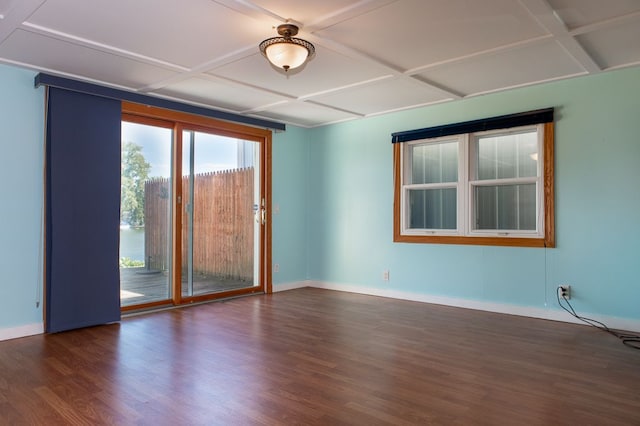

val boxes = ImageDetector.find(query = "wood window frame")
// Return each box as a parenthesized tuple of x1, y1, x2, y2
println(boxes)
(393, 122, 555, 248)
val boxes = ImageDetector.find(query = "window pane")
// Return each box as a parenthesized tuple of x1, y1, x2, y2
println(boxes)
(120, 121, 172, 307)
(476, 130, 538, 180)
(182, 131, 259, 298)
(410, 140, 458, 184)
(408, 188, 457, 229)
(474, 184, 536, 230)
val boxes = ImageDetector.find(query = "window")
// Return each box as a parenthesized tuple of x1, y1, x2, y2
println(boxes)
(393, 109, 554, 247)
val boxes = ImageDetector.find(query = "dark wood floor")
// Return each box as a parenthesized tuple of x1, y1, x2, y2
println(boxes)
(1, 288, 639, 425)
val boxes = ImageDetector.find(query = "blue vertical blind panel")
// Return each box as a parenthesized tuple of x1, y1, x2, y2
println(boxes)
(46, 88, 121, 333)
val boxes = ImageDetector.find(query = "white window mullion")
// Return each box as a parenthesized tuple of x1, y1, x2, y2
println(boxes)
(515, 136, 521, 230)
(460, 134, 468, 236)
(493, 137, 499, 229)
(439, 147, 443, 228)
(516, 185, 520, 230)
(537, 124, 545, 234)
(401, 144, 407, 233)
(423, 182, 428, 228)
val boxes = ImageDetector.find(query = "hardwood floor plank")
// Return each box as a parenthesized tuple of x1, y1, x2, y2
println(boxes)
(1, 288, 639, 425)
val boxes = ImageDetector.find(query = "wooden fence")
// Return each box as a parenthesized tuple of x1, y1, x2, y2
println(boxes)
(144, 167, 255, 281)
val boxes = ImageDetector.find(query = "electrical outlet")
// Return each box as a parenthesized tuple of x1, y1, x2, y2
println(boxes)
(559, 285, 571, 300)
(382, 270, 390, 281)
(274, 263, 279, 273)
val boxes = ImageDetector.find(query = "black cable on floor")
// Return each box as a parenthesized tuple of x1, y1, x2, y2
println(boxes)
(556, 290, 640, 350)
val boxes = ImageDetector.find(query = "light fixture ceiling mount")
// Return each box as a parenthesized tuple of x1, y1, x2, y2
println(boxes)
(259, 24, 315, 73)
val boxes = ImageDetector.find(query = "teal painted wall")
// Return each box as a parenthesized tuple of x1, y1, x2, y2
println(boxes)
(306, 67, 640, 320)
(0, 64, 44, 329)
(1, 62, 638, 333)
(272, 126, 309, 284)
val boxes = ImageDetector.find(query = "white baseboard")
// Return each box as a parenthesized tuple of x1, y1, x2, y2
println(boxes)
(3, 284, 638, 339)
(0, 322, 44, 342)
(298, 280, 640, 333)
(272, 281, 309, 293)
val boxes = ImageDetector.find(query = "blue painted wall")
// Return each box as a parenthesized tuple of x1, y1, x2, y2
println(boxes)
(272, 125, 309, 283)
(305, 66, 640, 321)
(1, 62, 639, 334)
(0, 64, 44, 330)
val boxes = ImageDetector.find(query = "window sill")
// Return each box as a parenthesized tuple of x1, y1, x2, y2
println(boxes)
(393, 233, 553, 248)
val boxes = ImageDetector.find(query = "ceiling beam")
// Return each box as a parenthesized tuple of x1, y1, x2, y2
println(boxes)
(21, 22, 188, 74)
(305, 32, 463, 100)
(305, 0, 399, 32)
(569, 10, 640, 36)
(137, 45, 258, 92)
(517, 0, 601, 73)
(405, 35, 553, 75)
(210, 0, 285, 23)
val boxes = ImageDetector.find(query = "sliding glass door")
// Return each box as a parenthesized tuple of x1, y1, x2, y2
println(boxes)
(120, 103, 270, 311)
(181, 130, 261, 298)
(120, 120, 172, 307)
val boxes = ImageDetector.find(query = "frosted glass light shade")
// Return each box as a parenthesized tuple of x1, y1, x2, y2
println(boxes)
(264, 43, 309, 71)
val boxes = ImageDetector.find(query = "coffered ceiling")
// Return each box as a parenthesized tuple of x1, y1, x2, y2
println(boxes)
(1, 0, 638, 127)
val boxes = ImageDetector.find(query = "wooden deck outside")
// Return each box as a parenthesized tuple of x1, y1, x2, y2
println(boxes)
(119, 267, 254, 306)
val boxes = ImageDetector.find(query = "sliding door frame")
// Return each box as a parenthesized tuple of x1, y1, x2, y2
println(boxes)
(121, 101, 272, 312)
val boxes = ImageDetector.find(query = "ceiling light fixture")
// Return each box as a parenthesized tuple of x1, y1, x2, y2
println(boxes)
(259, 24, 315, 72)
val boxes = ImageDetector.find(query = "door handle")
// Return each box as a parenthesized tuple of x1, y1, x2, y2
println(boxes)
(255, 208, 266, 225)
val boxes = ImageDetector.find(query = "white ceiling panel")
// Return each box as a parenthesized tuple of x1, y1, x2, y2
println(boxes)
(249, 0, 364, 24)
(153, 77, 289, 113)
(315, 0, 546, 71)
(27, 0, 272, 68)
(0, 0, 638, 127)
(576, 19, 640, 69)
(0, 29, 177, 88)
(0, 0, 44, 41)
(313, 77, 451, 115)
(417, 41, 586, 96)
(209, 45, 391, 98)
(0, 0, 10, 17)
(547, 0, 640, 30)
(0, 0, 25, 17)
(256, 101, 358, 127)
